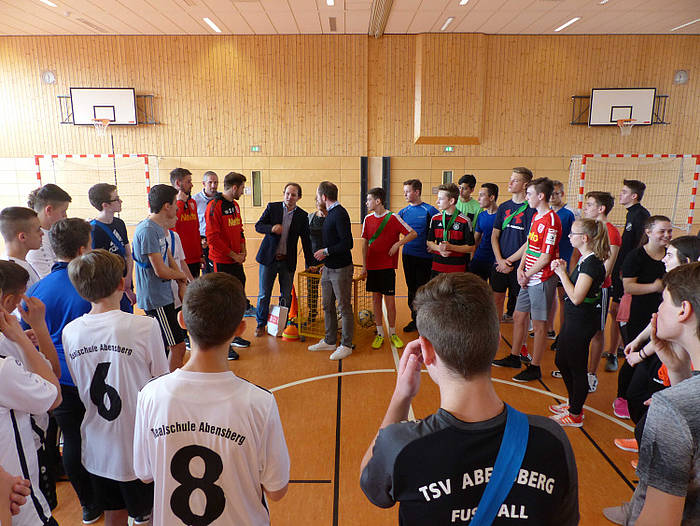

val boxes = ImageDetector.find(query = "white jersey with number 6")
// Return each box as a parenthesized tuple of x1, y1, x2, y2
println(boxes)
(63, 309, 169, 481)
(133, 369, 290, 526)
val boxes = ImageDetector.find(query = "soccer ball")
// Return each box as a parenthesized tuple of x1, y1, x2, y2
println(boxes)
(358, 309, 374, 328)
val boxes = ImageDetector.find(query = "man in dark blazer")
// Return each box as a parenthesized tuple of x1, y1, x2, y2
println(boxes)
(254, 182, 314, 336)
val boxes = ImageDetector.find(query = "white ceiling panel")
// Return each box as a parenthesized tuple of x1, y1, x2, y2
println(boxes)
(345, 9, 369, 33)
(293, 10, 322, 33)
(0, 0, 697, 34)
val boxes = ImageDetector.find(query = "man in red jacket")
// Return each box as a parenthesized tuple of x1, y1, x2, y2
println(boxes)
(205, 171, 252, 357)
(170, 168, 203, 278)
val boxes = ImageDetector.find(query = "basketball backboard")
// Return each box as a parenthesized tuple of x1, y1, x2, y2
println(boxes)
(588, 88, 655, 126)
(69, 87, 137, 125)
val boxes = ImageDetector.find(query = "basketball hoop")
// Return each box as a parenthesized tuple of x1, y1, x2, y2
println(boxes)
(92, 118, 111, 137)
(617, 119, 637, 137)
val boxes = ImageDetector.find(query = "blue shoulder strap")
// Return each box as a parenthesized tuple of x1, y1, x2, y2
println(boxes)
(132, 230, 174, 270)
(90, 219, 126, 257)
(469, 404, 529, 526)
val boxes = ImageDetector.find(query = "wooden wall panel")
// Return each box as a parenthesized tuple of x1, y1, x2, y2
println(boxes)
(0, 34, 697, 158)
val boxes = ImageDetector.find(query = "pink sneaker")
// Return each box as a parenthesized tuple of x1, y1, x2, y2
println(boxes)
(613, 397, 630, 419)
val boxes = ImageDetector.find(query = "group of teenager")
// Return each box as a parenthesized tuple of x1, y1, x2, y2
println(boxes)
(1, 164, 699, 525)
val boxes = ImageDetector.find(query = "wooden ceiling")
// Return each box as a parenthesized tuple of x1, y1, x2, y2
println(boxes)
(0, 0, 698, 36)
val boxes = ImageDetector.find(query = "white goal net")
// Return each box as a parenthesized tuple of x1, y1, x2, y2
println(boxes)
(567, 154, 699, 231)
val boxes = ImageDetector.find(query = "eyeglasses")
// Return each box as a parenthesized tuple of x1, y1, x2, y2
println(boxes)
(568, 232, 585, 237)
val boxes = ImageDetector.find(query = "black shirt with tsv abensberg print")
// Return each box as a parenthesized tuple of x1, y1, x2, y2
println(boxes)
(361, 407, 579, 525)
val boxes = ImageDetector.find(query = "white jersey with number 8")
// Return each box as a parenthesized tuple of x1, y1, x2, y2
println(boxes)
(63, 309, 169, 481)
(133, 369, 290, 526)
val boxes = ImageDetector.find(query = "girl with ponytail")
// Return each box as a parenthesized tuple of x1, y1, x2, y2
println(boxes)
(548, 218, 609, 427)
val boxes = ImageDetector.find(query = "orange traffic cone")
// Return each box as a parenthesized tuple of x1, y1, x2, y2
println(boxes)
(282, 287, 300, 341)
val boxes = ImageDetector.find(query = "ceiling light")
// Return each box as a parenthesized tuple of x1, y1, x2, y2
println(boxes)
(327, 0, 334, 5)
(670, 18, 700, 32)
(441, 17, 454, 31)
(599, 0, 609, 4)
(39, 0, 58, 6)
(459, 0, 469, 5)
(554, 17, 581, 32)
(203, 17, 222, 33)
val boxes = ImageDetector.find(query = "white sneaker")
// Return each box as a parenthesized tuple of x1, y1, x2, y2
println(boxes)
(588, 373, 598, 393)
(308, 339, 336, 352)
(329, 345, 352, 360)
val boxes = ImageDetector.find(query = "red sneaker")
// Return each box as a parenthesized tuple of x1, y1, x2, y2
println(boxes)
(519, 344, 532, 364)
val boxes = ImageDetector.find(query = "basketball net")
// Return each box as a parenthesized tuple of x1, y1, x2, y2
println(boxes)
(92, 118, 111, 137)
(617, 119, 636, 137)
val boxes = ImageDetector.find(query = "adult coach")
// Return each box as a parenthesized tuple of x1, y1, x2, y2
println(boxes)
(397, 179, 438, 332)
(307, 181, 354, 361)
(192, 170, 218, 274)
(360, 273, 579, 525)
(170, 168, 203, 278)
(254, 183, 314, 337)
(205, 172, 252, 355)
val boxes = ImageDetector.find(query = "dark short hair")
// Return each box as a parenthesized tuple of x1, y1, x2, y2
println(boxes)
(481, 183, 499, 200)
(49, 218, 91, 259)
(586, 191, 615, 216)
(284, 183, 302, 199)
(318, 181, 338, 201)
(68, 249, 124, 303)
(645, 215, 671, 231)
(148, 184, 178, 214)
(88, 183, 117, 211)
(0, 207, 38, 242)
(414, 273, 500, 378)
(512, 167, 533, 184)
(530, 177, 554, 201)
(437, 183, 459, 203)
(27, 184, 71, 212)
(223, 172, 246, 190)
(367, 187, 386, 206)
(170, 167, 192, 187)
(183, 273, 246, 348)
(0, 260, 30, 296)
(623, 179, 646, 202)
(669, 236, 700, 265)
(458, 174, 476, 189)
(403, 179, 422, 194)
(663, 262, 700, 337)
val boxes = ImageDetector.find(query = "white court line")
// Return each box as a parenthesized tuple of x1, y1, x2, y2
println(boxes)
(270, 370, 635, 432)
(381, 297, 416, 421)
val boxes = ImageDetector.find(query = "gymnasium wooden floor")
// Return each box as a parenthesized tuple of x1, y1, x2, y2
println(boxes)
(52, 225, 636, 525)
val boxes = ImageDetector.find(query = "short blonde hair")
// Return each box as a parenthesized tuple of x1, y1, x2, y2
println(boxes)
(68, 249, 124, 303)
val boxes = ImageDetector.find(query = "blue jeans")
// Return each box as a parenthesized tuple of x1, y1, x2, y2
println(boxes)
(256, 260, 294, 328)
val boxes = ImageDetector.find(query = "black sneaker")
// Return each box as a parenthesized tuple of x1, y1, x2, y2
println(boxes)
(605, 352, 618, 372)
(492, 354, 522, 368)
(232, 336, 250, 348)
(403, 320, 417, 332)
(513, 365, 541, 383)
(546, 330, 556, 340)
(227, 347, 240, 360)
(82, 506, 103, 525)
(550, 334, 559, 351)
(132, 513, 152, 525)
(617, 347, 625, 358)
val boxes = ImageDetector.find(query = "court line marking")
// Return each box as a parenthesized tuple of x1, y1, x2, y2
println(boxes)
(381, 298, 416, 421)
(270, 369, 635, 432)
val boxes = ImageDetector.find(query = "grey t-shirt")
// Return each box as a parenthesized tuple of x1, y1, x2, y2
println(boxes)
(626, 372, 700, 525)
(132, 218, 173, 311)
(361, 407, 579, 525)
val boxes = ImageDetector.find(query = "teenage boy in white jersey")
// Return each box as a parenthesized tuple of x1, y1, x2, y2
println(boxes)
(493, 178, 561, 382)
(134, 273, 290, 526)
(63, 249, 169, 526)
(0, 292, 62, 526)
(26, 184, 71, 279)
(0, 207, 43, 288)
